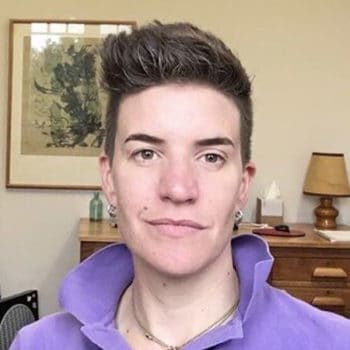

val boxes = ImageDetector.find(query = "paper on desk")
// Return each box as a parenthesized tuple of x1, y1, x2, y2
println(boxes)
(315, 230, 350, 242)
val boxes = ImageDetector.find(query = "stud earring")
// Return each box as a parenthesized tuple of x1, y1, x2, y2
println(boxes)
(107, 204, 117, 217)
(234, 210, 243, 230)
(234, 210, 243, 224)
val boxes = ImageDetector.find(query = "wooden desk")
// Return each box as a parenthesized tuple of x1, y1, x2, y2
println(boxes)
(79, 219, 123, 260)
(79, 219, 350, 316)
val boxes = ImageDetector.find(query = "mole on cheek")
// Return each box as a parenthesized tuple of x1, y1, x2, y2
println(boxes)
(138, 206, 149, 218)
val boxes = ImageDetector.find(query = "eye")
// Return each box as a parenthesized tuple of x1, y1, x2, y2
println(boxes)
(198, 152, 226, 169)
(132, 149, 159, 162)
(139, 150, 155, 159)
(204, 153, 225, 164)
(204, 153, 222, 163)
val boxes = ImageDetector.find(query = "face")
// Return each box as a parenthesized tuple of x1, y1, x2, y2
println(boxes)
(100, 83, 255, 277)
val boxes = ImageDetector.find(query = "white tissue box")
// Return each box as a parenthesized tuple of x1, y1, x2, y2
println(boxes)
(256, 197, 284, 226)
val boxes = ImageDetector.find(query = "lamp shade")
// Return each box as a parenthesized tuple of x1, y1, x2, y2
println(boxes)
(303, 152, 350, 197)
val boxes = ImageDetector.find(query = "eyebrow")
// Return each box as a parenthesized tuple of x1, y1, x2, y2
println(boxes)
(196, 137, 235, 148)
(124, 133, 165, 145)
(124, 133, 235, 148)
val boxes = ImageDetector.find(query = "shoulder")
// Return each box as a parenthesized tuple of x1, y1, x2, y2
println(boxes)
(9, 312, 91, 350)
(260, 285, 350, 348)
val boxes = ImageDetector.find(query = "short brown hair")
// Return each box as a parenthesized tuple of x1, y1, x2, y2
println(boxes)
(100, 21, 252, 164)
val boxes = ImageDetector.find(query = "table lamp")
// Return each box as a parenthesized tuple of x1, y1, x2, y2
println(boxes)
(303, 152, 350, 229)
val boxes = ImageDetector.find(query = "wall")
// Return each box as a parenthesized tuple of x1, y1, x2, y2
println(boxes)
(1, 0, 350, 315)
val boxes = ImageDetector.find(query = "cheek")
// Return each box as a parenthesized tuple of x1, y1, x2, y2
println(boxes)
(115, 171, 153, 216)
(205, 173, 242, 206)
(202, 180, 241, 233)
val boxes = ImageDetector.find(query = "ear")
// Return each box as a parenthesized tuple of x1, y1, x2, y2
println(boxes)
(99, 152, 118, 206)
(236, 161, 256, 210)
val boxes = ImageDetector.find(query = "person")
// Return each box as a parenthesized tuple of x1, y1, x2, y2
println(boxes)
(10, 21, 350, 350)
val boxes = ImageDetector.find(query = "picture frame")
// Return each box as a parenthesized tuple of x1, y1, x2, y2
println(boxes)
(6, 19, 136, 189)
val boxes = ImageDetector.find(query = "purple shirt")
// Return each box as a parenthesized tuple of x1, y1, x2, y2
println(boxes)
(10, 234, 350, 349)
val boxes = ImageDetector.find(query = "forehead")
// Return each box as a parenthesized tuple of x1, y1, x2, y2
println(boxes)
(116, 83, 241, 142)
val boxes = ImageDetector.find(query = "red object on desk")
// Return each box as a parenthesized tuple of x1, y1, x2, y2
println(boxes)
(253, 228, 306, 237)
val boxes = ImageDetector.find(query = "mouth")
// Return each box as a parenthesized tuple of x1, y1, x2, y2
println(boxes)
(146, 218, 207, 238)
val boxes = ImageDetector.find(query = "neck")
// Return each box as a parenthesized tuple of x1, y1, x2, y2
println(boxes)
(117, 243, 239, 348)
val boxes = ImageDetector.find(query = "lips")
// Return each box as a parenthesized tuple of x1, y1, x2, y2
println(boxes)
(147, 218, 206, 229)
(146, 218, 206, 237)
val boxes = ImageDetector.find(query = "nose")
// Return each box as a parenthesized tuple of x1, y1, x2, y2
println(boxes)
(158, 159, 199, 204)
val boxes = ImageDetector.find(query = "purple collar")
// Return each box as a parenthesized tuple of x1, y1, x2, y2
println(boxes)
(59, 233, 273, 348)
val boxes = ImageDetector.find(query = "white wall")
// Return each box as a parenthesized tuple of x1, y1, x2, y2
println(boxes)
(1, 0, 350, 315)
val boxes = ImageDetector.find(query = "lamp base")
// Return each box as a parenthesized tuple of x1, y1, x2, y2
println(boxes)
(314, 197, 338, 229)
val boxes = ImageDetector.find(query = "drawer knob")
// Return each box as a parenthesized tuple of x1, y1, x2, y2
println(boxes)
(312, 296, 345, 307)
(312, 267, 347, 279)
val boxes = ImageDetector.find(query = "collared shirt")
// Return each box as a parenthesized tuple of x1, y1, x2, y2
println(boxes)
(10, 234, 350, 349)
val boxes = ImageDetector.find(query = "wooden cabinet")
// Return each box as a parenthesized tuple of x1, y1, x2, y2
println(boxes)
(79, 219, 123, 261)
(78, 219, 350, 316)
(265, 223, 350, 316)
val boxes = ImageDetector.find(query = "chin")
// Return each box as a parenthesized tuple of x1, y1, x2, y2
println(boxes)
(122, 221, 233, 278)
(135, 244, 223, 278)
(147, 260, 209, 279)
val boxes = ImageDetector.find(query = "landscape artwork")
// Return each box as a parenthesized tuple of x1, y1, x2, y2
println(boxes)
(7, 20, 135, 189)
(21, 34, 105, 157)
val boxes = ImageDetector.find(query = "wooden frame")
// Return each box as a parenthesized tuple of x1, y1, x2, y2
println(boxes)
(6, 19, 136, 189)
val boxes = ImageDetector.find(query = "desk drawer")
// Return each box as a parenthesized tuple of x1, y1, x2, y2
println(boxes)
(271, 257, 350, 283)
(281, 286, 350, 316)
(80, 242, 111, 261)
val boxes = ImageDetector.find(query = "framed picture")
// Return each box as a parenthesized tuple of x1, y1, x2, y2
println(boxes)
(6, 19, 136, 189)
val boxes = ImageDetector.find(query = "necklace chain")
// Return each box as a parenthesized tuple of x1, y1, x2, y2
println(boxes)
(132, 293, 239, 350)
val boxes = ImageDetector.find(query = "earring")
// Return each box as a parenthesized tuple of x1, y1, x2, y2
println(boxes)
(234, 210, 243, 224)
(107, 204, 117, 217)
(234, 210, 243, 230)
